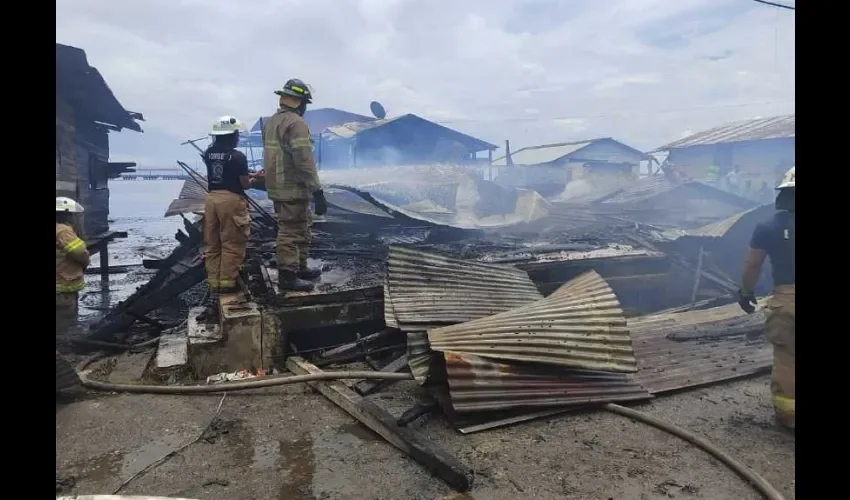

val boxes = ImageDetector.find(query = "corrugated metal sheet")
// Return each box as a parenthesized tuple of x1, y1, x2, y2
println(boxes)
(324, 116, 403, 138)
(492, 140, 595, 166)
(657, 114, 795, 150)
(325, 188, 394, 219)
(385, 246, 543, 330)
(322, 165, 549, 230)
(595, 176, 675, 205)
(659, 203, 774, 241)
(427, 271, 638, 373)
(444, 352, 650, 413)
(492, 137, 648, 167)
(406, 330, 434, 383)
(630, 300, 773, 394)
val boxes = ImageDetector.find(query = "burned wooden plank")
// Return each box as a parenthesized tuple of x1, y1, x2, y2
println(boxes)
(274, 299, 384, 332)
(319, 328, 396, 360)
(89, 261, 205, 341)
(398, 399, 439, 427)
(276, 285, 383, 307)
(85, 265, 140, 275)
(354, 354, 410, 396)
(286, 356, 472, 492)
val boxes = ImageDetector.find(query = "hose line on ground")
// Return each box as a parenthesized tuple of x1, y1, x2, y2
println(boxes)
(76, 368, 786, 500)
(603, 403, 787, 500)
(79, 371, 414, 394)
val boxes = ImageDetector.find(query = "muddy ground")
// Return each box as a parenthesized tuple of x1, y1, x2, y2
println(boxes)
(56, 374, 795, 500)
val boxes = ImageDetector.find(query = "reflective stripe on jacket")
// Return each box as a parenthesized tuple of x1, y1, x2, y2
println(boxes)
(56, 222, 90, 293)
(262, 108, 321, 201)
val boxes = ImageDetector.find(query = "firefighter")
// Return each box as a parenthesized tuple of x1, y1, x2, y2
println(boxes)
(201, 115, 252, 320)
(56, 197, 90, 335)
(738, 166, 795, 431)
(263, 78, 327, 292)
(706, 164, 720, 186)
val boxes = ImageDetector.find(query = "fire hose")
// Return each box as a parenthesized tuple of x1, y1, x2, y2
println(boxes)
(76, 368, 786, 500)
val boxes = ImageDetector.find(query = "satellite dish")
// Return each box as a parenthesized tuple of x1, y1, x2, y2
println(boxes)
(370, 101, 387, 120)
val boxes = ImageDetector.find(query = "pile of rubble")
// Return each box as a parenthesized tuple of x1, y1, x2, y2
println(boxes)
(74, 170, 778, 490)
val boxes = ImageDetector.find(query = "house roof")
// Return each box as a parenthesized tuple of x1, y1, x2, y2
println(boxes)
(654, 114, 795, 151)
(492, 138, 648, 167)
(250, 108, 375, 133)
(324, 113, 498, 152)
(56, 44, 144, 132)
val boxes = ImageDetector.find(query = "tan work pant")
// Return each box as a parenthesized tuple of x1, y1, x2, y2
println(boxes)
(203, 190, 250, 291)
(56, 291, 79, 337)
(274, 199, 312, 272)
(764, 284, 795, 429)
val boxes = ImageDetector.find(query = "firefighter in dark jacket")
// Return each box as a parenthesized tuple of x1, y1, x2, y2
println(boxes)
(738, 167, 795, 431)
(201, 115, 253, 320)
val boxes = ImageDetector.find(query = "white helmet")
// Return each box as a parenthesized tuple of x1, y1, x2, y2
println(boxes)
(210, 115, 245, 136)
(776, 166, 795, 190)
(56, 196, 84, 213)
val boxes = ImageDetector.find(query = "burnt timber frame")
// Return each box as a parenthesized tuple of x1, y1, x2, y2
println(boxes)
(86, 230, 128, 281)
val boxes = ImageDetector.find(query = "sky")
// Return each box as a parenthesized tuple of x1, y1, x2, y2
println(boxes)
(56, 0, 795, 169)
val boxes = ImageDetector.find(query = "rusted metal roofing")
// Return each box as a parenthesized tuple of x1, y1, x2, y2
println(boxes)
(427, 271, 638, 373)
(406, 331, 434, 383)
(443, 352, 650, 413)
(630, 300, 772, 394)
(655, 114, 795, 151)
(385, 246, 543, 330)
(659, 203, 774, 241)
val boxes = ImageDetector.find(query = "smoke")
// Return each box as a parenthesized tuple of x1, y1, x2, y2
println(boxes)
(555, 175, 628, 203)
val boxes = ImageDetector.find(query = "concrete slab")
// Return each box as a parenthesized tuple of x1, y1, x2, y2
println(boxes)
(187, 306, 223, 345)
(188, 292, 268, 377)
(156, 330, 188, 369)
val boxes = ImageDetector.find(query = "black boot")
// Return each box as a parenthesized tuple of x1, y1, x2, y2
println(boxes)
(278, 270, 315, 292)
(297, 265, 323, 280)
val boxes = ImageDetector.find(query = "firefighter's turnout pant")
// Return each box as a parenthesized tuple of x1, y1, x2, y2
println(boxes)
(203, 190, 251, 291)
(764, 284, 795, 429)
(56, 291, 79, 338)
(275, 199, 312, 272)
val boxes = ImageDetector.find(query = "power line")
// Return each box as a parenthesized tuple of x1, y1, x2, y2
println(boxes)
(751, 0, 795, 11)
(434, 100, 795, 125)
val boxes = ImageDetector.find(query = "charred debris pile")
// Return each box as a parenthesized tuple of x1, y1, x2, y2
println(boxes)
(86, 170, 772, 396)
(73, 171, 779, 490)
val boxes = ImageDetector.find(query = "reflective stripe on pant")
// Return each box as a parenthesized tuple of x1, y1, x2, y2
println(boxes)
(765, 284, 795, 428)
(56, 291, 79, 337)
(204, 190, 251, 291)
(275, 199, 311, 272)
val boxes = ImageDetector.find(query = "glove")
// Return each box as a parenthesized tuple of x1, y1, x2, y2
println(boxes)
(737, 289, 757, 314)
(313, 189, 327, 216)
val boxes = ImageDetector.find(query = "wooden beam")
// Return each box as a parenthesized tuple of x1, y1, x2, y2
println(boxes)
(354, 354, 410, 396)
(286, 356, 472, 492)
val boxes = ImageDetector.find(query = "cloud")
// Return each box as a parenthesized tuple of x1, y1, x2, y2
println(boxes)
(56, 0, 794, 164)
